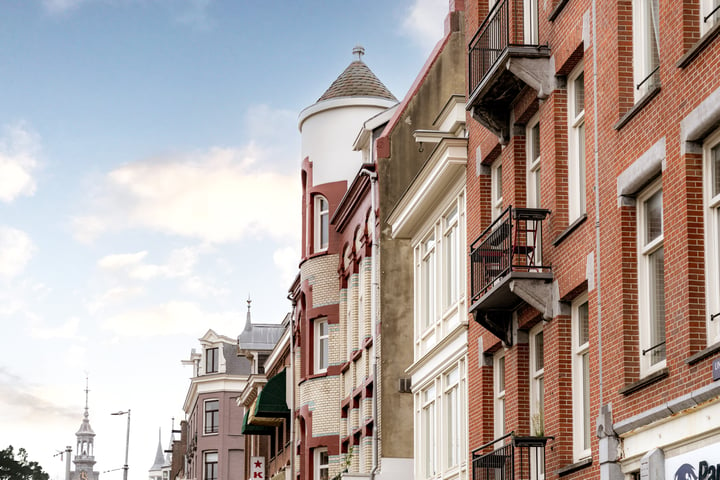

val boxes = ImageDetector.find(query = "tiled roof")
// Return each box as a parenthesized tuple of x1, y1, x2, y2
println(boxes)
(318, 60, 397, 102)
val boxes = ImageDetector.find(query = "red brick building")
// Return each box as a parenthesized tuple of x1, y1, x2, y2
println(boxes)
(464, 0, 720, 479)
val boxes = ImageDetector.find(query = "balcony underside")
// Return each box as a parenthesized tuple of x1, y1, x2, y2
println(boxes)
(470, 272, 553, 346)
(467, 46, 553, 144)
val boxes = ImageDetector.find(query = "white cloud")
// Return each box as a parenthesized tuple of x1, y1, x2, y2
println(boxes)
(401, 0, 447, 52)
(0, 123, 41, 203)
(29, 317, 83, 340)
(73, 145, 300, 244)
(86, 285, 145, 313)
(273, 245, 299, 289)
(181, 275, 229, 298)
(0, 227, 34, 277)
(102, 301, 239, 337)
(42, 0, 88, 14)
(97, 246, 205, 280)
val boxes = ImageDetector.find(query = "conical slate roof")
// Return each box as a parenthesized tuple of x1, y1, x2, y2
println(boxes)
(150, 429, 165, 471)
(317, 47, 397, 103)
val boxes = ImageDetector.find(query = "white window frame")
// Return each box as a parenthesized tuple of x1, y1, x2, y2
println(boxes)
(572, 294, 591, 461)
(314, 195, 329, 253)
(526, 115, 543, 266)
(421, 384, 437, 479)
(204, 451, 218, 480)
(414, 194, 466, 357)
(524, 0, 539, 44)
(632, 0, 660, 100)
(529, 323, 544, 436)
(705, 130, 720, 345)
(491, 159, 503, 220)
(358, 260, 367, 350)
(205, 347, 219, 374)
(638, 179, 665, 375)
(568, 64, 586, 222)
(346, 269, 355, 358)
(204, 399, 219, 435)
(314, 318, 329, 373)
(701, 0, 720, 34)
(494, 349, 506, 440)
(314, 448, 329, 480)
(444, 367, 461, 470)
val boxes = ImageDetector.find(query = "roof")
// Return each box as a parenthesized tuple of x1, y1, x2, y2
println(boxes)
(317, 55, 396, 103)
(150, 429, 165, 471)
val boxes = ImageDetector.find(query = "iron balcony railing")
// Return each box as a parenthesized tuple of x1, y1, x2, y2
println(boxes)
(472, 433, 551, 480)
(470, 206, 551, 303)
(468, 0, 547, 99)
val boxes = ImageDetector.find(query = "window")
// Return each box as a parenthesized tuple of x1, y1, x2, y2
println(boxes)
(205, 347, 218, 374)
(568, 65, 586, 222)
(204, 400, 219, 434)
(444, 368, 461, 469)
(529, 324, 544, 436)
(572, 295, 590, 461)
(420, 233, 437, 332)
(314, 195, 329, 252)
(705, 132, 720, 345)
(491, 160, 503, 220)
(204, 452, 218, 480)
(524, 0, 539, 44)
(527, 117, 543, 265)
(422, 385, 437, 478)
(358, 261, 366, 350)
(443, 205, 461, 310)
(314, 448, 329, 480)
(638, 181, 665, 373)
(701, 0, 720, 35)
(632, 0, 660, 100)
(314, 318, 329, 373)
(494, 350, 506, 439)
(414, 195, 466, 356)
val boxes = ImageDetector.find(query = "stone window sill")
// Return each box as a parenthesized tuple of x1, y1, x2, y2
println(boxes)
(614, 85, 661, 131)
(677, 21, 720, 69)
(619, 367, 669, 396)
(558, 458, 592, 477)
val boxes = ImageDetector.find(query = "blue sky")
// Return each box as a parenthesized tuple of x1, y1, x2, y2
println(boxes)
(0, 1, 446, 478)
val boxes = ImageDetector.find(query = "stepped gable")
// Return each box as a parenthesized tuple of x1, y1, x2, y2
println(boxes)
(317, 47, 397, 102)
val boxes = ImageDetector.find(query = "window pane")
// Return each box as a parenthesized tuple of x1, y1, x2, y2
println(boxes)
(446, 386, 458, 467)
(582, 352, 591, 450)
(574, 73, 585, 117)
(578, 301, 589, 346)
(496, 164, 503, 198)
(532, 123, 540, 162)
(644, 190, 663, 244)
(535, 331, 544, 371)
(649, 247, 666, 364)
(712, 144, 720, 198)
(498, 356, 505, 392)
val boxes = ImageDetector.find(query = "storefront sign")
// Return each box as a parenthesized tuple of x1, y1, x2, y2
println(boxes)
(713, 357, 720, 381)
(665, 441, 720, 479)
(250, 457, 265, 480)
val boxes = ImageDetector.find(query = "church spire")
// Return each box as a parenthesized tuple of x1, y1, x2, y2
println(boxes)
(245, 294, 253, 331)
(73, 377, 98, 480)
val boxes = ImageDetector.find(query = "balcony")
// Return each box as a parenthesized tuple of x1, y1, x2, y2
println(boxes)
(472, 433, 551, 480)
(469, 206, 552, 345)
(467, 0, 553, 143)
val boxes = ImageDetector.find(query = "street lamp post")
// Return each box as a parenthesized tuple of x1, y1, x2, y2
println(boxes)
(111, 410, 131, 480)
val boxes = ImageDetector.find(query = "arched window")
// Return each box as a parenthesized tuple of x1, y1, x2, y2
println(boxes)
(314, 195, 329, 252)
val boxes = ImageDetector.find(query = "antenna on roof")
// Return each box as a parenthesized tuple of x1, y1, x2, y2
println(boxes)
(352, 45, 365, 62)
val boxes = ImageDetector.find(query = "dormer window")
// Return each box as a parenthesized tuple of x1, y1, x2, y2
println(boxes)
(206, 347, 219, 374)
(314, 195, 329, 252)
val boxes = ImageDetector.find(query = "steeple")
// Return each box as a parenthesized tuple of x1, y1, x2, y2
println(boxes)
(72, 377, 99, 480)
(245, 295, 253, 332)
(150, 428, 165, 471)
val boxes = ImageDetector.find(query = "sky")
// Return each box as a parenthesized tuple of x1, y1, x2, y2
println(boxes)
(0, 1, 446, 479)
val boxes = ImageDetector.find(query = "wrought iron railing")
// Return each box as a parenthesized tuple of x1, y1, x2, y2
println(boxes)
(470, 206, 551, 303)
(472, 433, 551, 480)
(468, 0, 510, 95)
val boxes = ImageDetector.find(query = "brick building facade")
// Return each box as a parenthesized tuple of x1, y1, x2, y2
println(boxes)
(464, 0, 720, 479)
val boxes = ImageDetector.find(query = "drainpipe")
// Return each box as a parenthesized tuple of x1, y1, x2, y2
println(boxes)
(287, 294, 297, 480)
(359, 167, 380, 479)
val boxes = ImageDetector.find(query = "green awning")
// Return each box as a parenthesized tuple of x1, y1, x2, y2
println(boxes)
(241, 408, 273, 436)
(254, 369, 290, 419)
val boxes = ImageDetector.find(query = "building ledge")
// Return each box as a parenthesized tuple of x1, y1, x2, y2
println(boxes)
(618, 368, 669, 396)
(557, 458, 592, 477)
(686, 341, 720, 365)
(614, 85, 661, 131)
(676, 21, 720, 69)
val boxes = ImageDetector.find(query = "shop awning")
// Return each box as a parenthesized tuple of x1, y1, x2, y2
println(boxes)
(241, 408, 273, 436)
(254, 369, 290, 420)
